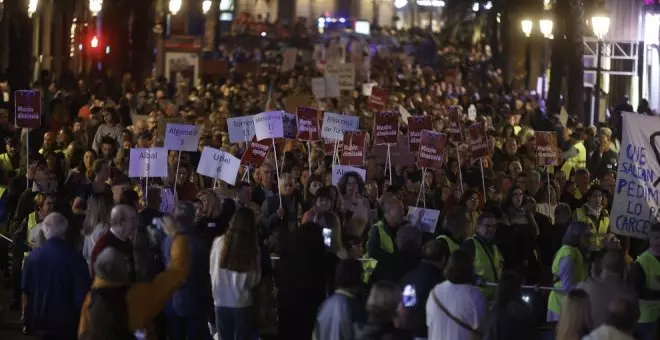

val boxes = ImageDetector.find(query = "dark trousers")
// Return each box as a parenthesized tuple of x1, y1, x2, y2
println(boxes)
(215, 306, 257, 340)
(166, 315, 212, 340)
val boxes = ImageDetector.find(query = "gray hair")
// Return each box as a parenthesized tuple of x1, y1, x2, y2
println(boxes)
(42, 212, 68, 240)
(366, 281, 402, 320)
(397, 226, 422, 254)
(562, 221, 591, 247)
(94, 247, 130, 282)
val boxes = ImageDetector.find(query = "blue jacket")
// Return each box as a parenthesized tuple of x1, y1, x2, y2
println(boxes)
(162, 227, 212, 317)
(22, 237, 91, 337)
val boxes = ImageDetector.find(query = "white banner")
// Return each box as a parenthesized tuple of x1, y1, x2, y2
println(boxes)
(196, 146, 241, 185)
(164, 123, 200, 151)
(407, 207, 441, 233)
(226, 115, 256, 144)
(331, 165, 366, 186)
(321, 112, 359, 140)
(253, 111, 284, 141)
(611, 113, 660, 239)
(129, 148, 168, 178)
(325, 63, 355, 90)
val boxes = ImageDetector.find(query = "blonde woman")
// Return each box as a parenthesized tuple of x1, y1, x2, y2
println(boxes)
(555, 289, 593, 340)
(210, 208, 261, 340)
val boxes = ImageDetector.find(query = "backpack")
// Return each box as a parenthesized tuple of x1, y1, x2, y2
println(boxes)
(79, 285, 137, 340)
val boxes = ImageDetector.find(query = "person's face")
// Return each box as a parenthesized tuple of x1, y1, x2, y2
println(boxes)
(601, 173, 615, 190)
(346, 176, 359, 196)
(101, 143, 114, 159)
(310, 181, 323, 196)
(6, 143, 16, 156)
(315, 196, 332, 212)
(466, 193, 479, 211)
(385, 200, 405, 225)
(300, 170, 310, 186)
(176, 168, 189, 187)
(504, 138, 517, 154)
(650, 231, 660, 253)
(103, 112, 113, 124)
(576, 173, 590, 190)
(40, 197, 56, 215)
(83, 152, 96, 169)
(588, 190, 603, 208)
(124, 209, 139, 239)
(325, 172, 332, 186)
(555, 172, 567, 188)
(424, 171, 434, 186)
(111, 184, 131, 203)
(57, 131, 69, 147)
(44, 133, 56, 149)
(123, 140, 132, 149)
(73, 122, 83, 133)
(148, 118, 157, 130)
(260, 165, 274, 186)
(509, 161, 522, 176)
(197, 138, 205, 152)
(281, 177, 295, 196)
(35, 168, 55, 188)
(477, 217, 498, 240)
(46, 155, 57, 170)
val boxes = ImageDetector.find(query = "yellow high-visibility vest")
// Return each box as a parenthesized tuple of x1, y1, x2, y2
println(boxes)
(637, 251, 660, 323)
(469, 236, 503, 300)
(436, 235, 459, 254)
(547, 245, 588, 315)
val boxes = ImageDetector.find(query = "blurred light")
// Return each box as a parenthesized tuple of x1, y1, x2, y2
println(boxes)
(522, 294, 531, 303)
(168, 0, 181, 14)
(27, 0, 38, 18)
(521, 19, 533, 37)
(484, 1, 492, 10)
(318, 17, 325, 23)
(260, 32, 267, 37)
(105, 45, 110, 54)
(78, 44, 83, 51)
(89, 0, 102, 16)
(472, 2, 479, 12)
(417, 0, 445, 6)
(219, 0, 232, 11)
(339, 17, 346, 23)
(496, 13, 501, 23)
(90, 36, 99, 48)
(202, 0, 211, 14)
(591, 9, 610, 40)
(539, 18, 553, 38)
(394, 0, 408, 9)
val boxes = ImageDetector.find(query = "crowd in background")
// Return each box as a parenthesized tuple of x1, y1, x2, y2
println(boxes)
(0, 20, 655, 340)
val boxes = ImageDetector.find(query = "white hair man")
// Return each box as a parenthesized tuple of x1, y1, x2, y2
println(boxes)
(90, 204, 139, 280)
(78, 217, 191, 338)
(22, 212, 91, 339)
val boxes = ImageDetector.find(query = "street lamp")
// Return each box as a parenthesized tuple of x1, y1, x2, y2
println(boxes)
(169, 0, 182, 15)
(89, 0, 102, 16)
(521, 19, 533, 88)
(520, 19, 532, 37)
(202, 0, 211, 14)
(591, 7, 610, 125)
(539, 16, 553, 99)
(27, 0, 38, 17)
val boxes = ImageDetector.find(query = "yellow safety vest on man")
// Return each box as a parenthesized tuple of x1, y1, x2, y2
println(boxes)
(636, 251, 660, 323)
(547, 245, 588, 315)
(561, 141, 587, 177)
(22, 212, 39, 267)
(436, 235, 459, 254)
(0, 153, 13, 176)
(574, 206, 609, 249)
(363, 221, 394, 283)
(468, 236, 503, 300)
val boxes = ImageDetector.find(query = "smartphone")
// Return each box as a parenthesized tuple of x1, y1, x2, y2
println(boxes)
(402, 285, 417, 307)
(323, 228, 332, 247)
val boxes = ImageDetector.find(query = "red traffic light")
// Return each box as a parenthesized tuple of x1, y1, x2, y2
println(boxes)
(90, 36, 99, 48)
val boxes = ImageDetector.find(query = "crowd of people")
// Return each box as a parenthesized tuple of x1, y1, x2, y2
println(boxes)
(0, 23, 656, 340)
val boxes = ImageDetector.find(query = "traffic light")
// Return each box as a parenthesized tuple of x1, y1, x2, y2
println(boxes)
(90, 36, 99, 49)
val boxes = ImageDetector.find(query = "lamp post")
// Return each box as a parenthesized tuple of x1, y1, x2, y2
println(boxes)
(521, 19, 532, 89)
(591, 6, 610, 125)
(539, 16, 553, 99)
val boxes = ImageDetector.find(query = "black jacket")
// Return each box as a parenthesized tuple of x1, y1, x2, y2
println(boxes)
(399, 262, 444, 338)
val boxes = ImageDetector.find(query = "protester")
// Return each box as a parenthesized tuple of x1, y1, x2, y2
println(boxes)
(426, 250, 487, 340)
(355, 281, 411, 340)
(210, 207, 261, 340)
(484, 271, 538, 339)
(22, 212, 90, 339)
(633, 222, 660, 340)
(582, 295, 639, 340)
(78, 214, 190, 338)
(461, 211, 504, 300)
(314, 259, 366, 340)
